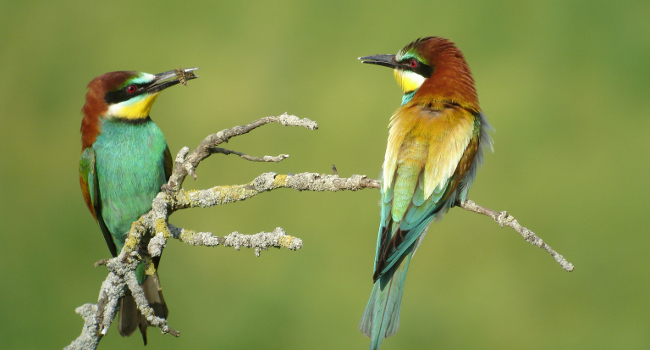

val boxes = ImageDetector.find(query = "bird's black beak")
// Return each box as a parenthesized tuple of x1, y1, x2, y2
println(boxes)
(359, 54, 398, 69)
(147, 67, 199, 93)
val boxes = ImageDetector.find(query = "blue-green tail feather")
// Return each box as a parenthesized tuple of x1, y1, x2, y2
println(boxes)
(360, 251, 413, 350)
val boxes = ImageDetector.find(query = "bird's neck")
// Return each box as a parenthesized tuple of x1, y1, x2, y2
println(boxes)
(407, 56, 479, 112)
(401, 91, 416, 106)
(94, 117, 165, 151)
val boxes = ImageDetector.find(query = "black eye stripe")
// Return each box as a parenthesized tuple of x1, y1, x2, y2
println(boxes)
(104, 83, 147, 104)
(399, 58, 433, 78)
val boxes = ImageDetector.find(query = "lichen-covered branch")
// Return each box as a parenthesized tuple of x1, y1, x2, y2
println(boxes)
(166, 113, 317, 188)
(65, 304, 100, 350)
(166, 172, 378, 211)
(66, 114, 366, 350)
(148, 225, 303, 257)
(67, 113, 573, 350)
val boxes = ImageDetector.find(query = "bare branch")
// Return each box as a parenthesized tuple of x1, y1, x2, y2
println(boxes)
(211, 147, 289, 163)
(457, 199, 574, 272)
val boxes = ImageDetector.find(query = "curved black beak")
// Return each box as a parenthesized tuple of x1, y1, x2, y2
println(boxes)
(147, 67, 199, 93)
(358, 54, 398, 69)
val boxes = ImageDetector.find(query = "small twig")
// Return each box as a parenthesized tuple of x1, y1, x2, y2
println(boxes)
(183, 162, 198, 180)
(167, 113, 317, 191)
(457, 199, 574, 272)
(93, 259, 110, 268)
(220, 227, 303, 257)
(161, 224, 303, 257)
(211, 147, 289, 163)
(174, 146, 190, 166)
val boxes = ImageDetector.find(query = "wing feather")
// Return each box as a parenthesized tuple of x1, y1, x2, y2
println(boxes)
(80, 147, 118, 257)
(373, 105, 478, 280)
(163, 146, 173, 181)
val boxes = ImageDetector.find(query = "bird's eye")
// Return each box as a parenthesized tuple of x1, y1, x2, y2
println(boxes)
(409, 59, 418, 68)
(126, 85, 137, 94)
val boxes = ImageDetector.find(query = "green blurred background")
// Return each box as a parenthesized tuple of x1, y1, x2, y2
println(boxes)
(1, 0, 649, 349)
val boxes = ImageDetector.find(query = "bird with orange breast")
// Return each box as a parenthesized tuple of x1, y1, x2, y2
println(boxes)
(358, 37, 492, 349)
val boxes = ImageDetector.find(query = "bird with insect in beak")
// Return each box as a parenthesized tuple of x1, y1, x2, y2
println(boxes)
(79, 68, 198, 344)
(358, 37, 492, 349)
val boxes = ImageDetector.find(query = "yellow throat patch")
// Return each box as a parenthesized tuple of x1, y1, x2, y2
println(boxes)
(106, 92, 161, 120)
(393, 69, 425, 93)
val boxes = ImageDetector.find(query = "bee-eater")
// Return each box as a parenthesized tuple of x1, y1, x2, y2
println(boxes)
(79, 68, 198, 344)
(358, 37, 492, 349)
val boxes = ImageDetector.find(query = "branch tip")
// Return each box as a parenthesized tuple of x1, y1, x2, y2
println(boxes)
(458, 199, 574, 272)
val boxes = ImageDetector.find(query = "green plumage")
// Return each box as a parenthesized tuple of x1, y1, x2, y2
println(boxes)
(91, 118, 168, 257)
(80, 117, 171, 342)
(80, 68, 198, 345)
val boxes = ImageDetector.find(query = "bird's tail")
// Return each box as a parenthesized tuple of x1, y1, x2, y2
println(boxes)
(118, 271, 168, 345)
(359, 253, 412, 350)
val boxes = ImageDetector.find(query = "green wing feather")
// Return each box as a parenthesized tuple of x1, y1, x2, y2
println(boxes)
(163, 146, 172, 181)
(80, 147, 118, 257)
(374, 173, 447, 280)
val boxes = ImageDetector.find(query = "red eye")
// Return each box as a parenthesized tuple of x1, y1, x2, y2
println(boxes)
(126, 85, 137, 93)
(409, 59, 418, 68)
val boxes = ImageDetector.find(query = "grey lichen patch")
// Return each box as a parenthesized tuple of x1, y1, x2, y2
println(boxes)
(220, 228, 302, 256)
(277, 113, 318, 130)
(148, 233, 166, 257)
(254, 172, 278, 190)
(343, 174, 365, 190)
(185, 189, 202, 207)
(286, 172, 319, 190)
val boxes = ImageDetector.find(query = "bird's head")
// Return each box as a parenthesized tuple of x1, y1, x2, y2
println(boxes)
(81, 68, 198, 149)
(82, 68, 199, 121)
(360, 37, 477, 107)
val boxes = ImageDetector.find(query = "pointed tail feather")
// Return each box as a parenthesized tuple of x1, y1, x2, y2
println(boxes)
(118, 272, 168, 345)
(118, 291, 139, 337)
(360, 254, 412, 350)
